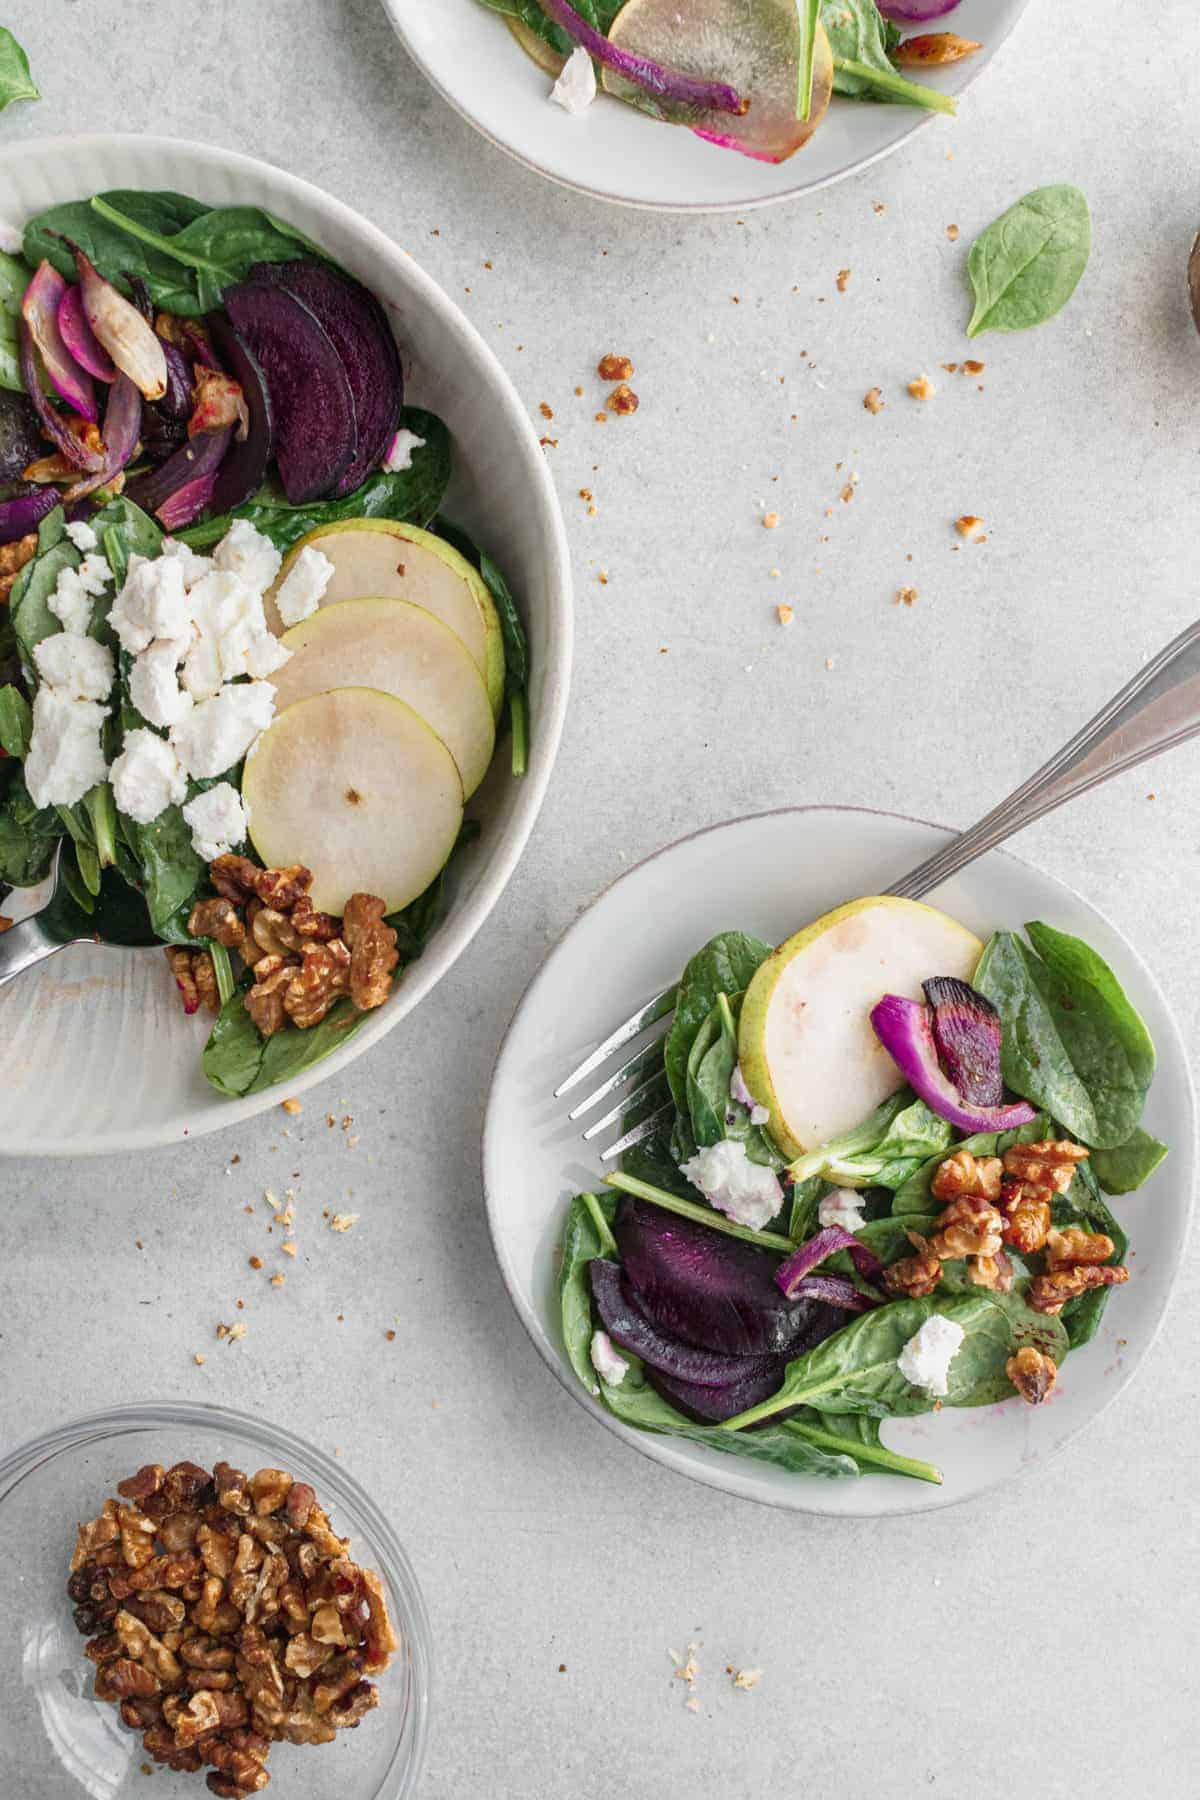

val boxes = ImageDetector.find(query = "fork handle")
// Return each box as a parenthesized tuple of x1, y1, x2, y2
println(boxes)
(887, 617, 1200, 902)
(0, 913, 67, 990)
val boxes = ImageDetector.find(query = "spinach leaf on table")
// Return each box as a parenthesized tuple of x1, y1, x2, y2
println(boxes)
(1089, 1126, 1167, 1196)
(966, 185, 1091, 337)
(663, 931, 772, 1112)
(177, 408, 452, 552)
(0, 27, 38, 114)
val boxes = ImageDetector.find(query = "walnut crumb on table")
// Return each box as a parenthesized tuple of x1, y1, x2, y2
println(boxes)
(836, 268, 851, 292)
(776, 603, 794, 626)
(896, 586, 918, 607)
(280, 1097, 302, 1115)
(606, 383, 639, 415)
(946, 223, 960, 241)
(863, 386, 884, 413)
(955, 514, 986, 540)
(538, 401, 553, 420)
(597, 352, 634, 381)
(732, 1667, 763, 1691)
(329, 1213, 359, 1233)
(762, 511, 779, 529)
(908, 375, 936, 400)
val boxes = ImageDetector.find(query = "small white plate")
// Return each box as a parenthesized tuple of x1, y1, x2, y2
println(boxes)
(388, 0, 1031, 212)
(483, 807, 1195, 1514)
(0, 134, 572, 1158)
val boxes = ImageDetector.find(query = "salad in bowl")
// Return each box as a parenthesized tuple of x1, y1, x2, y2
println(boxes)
(558, 894, 1168, 1489)
(0, 187, 529, 1100)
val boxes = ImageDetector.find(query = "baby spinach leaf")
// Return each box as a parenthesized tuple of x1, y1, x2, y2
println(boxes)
(475, 0, 620, 58)
(820, 0, 953, 112)
(974, 931, 1100, 1144)
(0, 27, 38, 114)
(11, 540, 80, 671)
(122, 803, 206, 937)
(202, 991, 268, 1098)
(23, 191, 209, 315)
(250, 999, 372, 1093)
(0, 683, 31, 756)
(1052, 1160, 1129, 1349)
(788, 1410, 941, 1484)
(1089, 1127, 1167, 1196)
(620, 1128, 697, 1201)
(664, 931, 772, 1111)
(820, 1096, 953, 1189)
(683, 991, 783, 1171)
(177, 409, 452, 552)
(0, 772, 61, 887)
(558, 1190, 618, 1394)
(788, 1174, 825, 1242)
(966, 185, 1091, 337)
(0, 248, 30, 334)
(892, 1114, 1049, 1215)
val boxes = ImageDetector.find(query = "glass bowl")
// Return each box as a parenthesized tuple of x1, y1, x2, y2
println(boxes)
(0, 1402, 432, 1799)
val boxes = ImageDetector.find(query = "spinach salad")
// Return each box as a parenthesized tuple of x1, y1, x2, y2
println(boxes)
(0, 189, 530, 1096)
(476, 0, 980, 165)
(559, 897, 1166, 1486)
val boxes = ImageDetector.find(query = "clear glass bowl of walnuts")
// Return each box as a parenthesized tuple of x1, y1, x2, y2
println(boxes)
(0, 1402, 431, 1799)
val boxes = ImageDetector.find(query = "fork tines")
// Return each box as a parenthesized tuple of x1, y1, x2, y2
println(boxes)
(555, 983, 678, 1161)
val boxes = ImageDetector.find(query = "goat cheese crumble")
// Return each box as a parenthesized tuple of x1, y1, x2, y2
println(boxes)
(110, 729, 188, 825)
(48, 566, 94, 637)
(590, 1330, 629, 1387)
(274, 545, 334, 628)
(730, 1062, 770, 1126)
(32, 632, 115, 704)
(550, 46, 597, 114)
(382, 428, 426, 474)
(818, 1188, 868, 1235)
(680, 1138, 784, 1232)
(170, 681, 276, 780)
(182, 782, 250, 862)
(129, 638, 194, 730)
(24, 688, 110, 808)
(64, 519, 99, 553)
(109, 554, 190, 654)
(897, 1315, 965, 1398)
(214, 517, 282, 593)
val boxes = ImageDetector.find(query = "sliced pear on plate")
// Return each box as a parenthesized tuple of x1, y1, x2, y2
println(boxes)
(738, 897, 984, 1159)
(243, 686, 464, 916)
(271, 597, 496, 799)
(266, 520, 505, 717)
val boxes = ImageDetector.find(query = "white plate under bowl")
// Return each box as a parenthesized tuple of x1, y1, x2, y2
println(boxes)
(0, 134, 572, 1158)
(483, 806, 1195, 1515)
(387, 0, 1032, 213)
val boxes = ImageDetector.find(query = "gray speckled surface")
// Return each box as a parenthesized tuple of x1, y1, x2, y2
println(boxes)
(2, 2, 1199, 1794)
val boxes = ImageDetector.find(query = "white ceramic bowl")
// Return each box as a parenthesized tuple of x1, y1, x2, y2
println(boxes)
(0, 135, 572, 1158)
(483, 806, 1196, 1515)
(388, 0, 1032, 212)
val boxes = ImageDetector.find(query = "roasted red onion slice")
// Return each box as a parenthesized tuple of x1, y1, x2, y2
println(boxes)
(73, 245, 167, 402)
(21, 262, 97, 422)
(57, 283, 118, 383)
(18, 320, 106, 473)
(775, 1225, 884, 1299)
(871, 992, 1036, 1133)
(538, 0, 748, 114)
(878, 1, 962, 18)
(63, 373, 143, 503)
(0, 485, 62, 545)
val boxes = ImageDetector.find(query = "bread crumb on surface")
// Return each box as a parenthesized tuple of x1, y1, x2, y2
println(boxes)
(216, 1321, 246, 1344)
(776, 603, 794, 626)
(946, 223, 960, 241)
(193, 1353, 206, 1366)
(907, 374, 936, 400)
(248, 1255, 263, 1270)
(863, 386, 884, 414)
(955, 514, 986, 540)
(280, 1097, 302, 1115)
(896, 586, 918, 607)
(732, 1667, 763, 1691)
(672, 1645, 700, 1690)
(836, 268, 851, 293)
(873, 201, 886, 214)
(281, 1239, 298, 1257)
(762, 511, 779, 529)
(330, 1213, 359, 1233)
(270, 1273, 286, 1288)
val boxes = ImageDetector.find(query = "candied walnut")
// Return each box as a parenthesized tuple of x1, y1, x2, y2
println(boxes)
(883, 1234, 942, 1299)
(288, 894, 339, 941)
(999, 1180, 1052, 1255)
(967, 1251, 1014, 1292)
(214, 1463, 252, 1515)
(72, 1502, 121, 1572)
(188, 898, 247, 951)
(931, 1149, 1002, 1204)
(255, 864, 312, 910)
(120, 1694, 165, 1731)
(181, 1637, 236, 1673)
(251, 905, 304, 958)
(285, 1482, 316, 1531)
(248, 1468, 292, 1516)
(328, 1679, 379, 1730)
(115, 1609, 183, 1685)
(158, 1510, 202, 1554)
(95, 1656, 161, 1702)
(341, 893, 399, 1011)
(163, 1462, 213, 1509)
(360, 1566, 399, 1672)
(1002, 1139, 1088, 1194)
(1028, 1264, 1129, 1314)
(606, 382, 639, 415)
(208, 855, 261, 903)
(245, 964, 294, 1037)
(198, 1523, 238, 1578)
(118, 1504, 159, 1570)
(1045, 1226, 1116, 1270)
(893, 31, 982, 64)
(166, 946, 220, 1015)
(930, 1195, 1004, 1259)
(0, 529, 38, 585)
(597, 352, 634, 381)
(283, 939, 352, 1028)
(143, 1722, 205, 1773)
(118, 1464, 165, 1502)
(311, 1602, 349, 1647)
(863, 386, 885, 414)
(284, 1633, 332, 1679)
(1006, 1345, 1058, 1405)
(127, 1590, 187, 1635)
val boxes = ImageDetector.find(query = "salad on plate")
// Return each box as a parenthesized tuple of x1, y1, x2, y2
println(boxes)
(559, 895, 1169, 1487)
(0, 188, 529, 1097)
(476, 0, 982, 162)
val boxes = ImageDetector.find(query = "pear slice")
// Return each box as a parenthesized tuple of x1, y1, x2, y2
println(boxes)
(266, 520, 505, 717)
(738, 897, 984, 1160)
(243, 687, 464, 916)
(271, 597, 495, 799)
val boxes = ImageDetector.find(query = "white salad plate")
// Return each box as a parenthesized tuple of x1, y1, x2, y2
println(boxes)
(388, 0, 1032, 213)
(0, 134, 572, 1158)
(483, 806, 1195, 1515)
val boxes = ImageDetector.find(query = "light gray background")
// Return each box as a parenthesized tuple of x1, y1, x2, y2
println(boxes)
(3, 2, 1198, 1794)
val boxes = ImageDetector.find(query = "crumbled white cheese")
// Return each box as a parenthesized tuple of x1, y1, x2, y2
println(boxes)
(110, 728, 188, 825)
(160, 536, 216, 589)
(818, 1188, 868, 1235)
(897, 1315, 965, 1398)
(589, 1330, 629, 1387)
(48, 565, 93, 637)
(186, 572, 289, 685)
(129, 638, 194, 730)
(77, 552, 114, 597)
(274, 545, 334, 628)
(382, 428, 426, 474)
(23, 688, 110, 808)
(680, 1139, 783, 1232)
(0, 219, 23, 255)
(214, 518, 282, 593)
(730, 1062, 770, 1126)
(64, 519, 99, 553)
(182, 782, 249, 862)
(32, 632, 115, 703)
(550, 46, 597, 115)
(170, 681, 276, 780)
(108, 553, 189, 654)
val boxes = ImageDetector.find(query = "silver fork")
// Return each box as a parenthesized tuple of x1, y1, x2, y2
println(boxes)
(556, 615, 1200, 1160)
(0, 842, 157, 988)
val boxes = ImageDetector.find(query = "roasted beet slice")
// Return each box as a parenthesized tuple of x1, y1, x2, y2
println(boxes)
(923, 976, 1005, 1109)
(0, 390, 44, 484)
(249, 258, 402, 497)
(614, 1196, 843, 1358)
(205, 311, 274, 513)
(589, 1258, 782, 1388)
(222, 280, 356, 503)
(126, 427, 233, 530)
(647, 1361, 789, 1425)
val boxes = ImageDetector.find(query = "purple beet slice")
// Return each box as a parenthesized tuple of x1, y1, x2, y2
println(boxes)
(923, 976, 1005, 1109)
(647, 1361, 789, 1425)
(589, 1258, 782, 1388)
(249, 258, 402, 497)
(205, 312, 275, 513)
(222, 280, 356, 503)
(614, 1196, 843, 1358)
